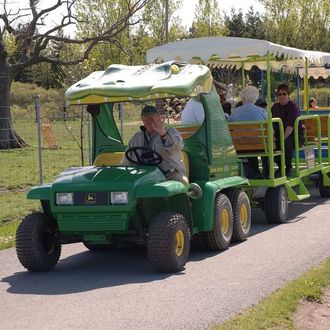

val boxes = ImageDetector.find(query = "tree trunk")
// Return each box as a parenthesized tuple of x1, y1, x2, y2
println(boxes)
(0, 63, 27, 149)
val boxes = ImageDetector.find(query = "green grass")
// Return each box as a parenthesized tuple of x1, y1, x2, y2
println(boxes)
(0, 118, 88, 249)
(214, 258, 330, 330)
(0, 110, 140, 249)
(0, 191, 40, 249)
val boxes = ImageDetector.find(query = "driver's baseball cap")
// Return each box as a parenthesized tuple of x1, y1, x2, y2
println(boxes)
(141, 105, 158, 117)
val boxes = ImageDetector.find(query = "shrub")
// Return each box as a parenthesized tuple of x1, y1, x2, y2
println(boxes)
(10, 82, 65, 118)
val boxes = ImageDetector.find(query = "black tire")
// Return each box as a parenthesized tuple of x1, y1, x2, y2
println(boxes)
(147, 212, 190, 273)
(204, 193, 233, 251)
(227, 189, 251, 242)
(83, 242, 111, 252)
(264, 186, 289, 224)
(318, 172, 330, 197)
(16, 212, 61, 272)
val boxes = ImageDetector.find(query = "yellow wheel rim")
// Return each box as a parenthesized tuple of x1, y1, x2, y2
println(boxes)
(175, 230, 184, 256)
(220, 209, 229, 235)
(240, 203, 248, 229)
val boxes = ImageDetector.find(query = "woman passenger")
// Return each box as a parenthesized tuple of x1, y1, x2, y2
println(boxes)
(271, 84, 301, 177)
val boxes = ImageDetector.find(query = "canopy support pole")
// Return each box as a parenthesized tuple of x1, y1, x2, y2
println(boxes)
(266, 51, 275, 179)
(303, 58, 309, 112)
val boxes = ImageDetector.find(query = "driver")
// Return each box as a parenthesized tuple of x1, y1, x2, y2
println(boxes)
(122, 105, 189, 186)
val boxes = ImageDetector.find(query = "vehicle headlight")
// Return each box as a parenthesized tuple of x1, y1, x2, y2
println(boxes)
(56, 192, 74, 206)
(110, 192, 128, 204)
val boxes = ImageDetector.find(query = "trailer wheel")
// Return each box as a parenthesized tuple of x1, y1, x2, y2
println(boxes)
(264, 186, 289, 224)
(148, 212, 190, 272)
(83, 242, 111, 252)
(318, 172, 330, 197)
(227, 189, 251, 242)
(16, 212, 61, 272)
(205, 193, 233, 251)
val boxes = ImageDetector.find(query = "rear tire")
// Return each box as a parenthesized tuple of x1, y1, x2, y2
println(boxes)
(148, 212, 190, 273)
(204, 193, 233, 251)
(227, 189, 251, 242)
(318, 172, 330, 197)
(16, 212, 61, 272)
(264, 186, 289, 224)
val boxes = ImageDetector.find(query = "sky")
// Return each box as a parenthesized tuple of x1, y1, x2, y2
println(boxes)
(179, 0, 265, 27)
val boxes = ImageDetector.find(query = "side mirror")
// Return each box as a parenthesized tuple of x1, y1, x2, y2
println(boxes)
(187, 183, 203, 199)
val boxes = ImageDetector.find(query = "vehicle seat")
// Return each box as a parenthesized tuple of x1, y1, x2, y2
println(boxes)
(93, 152, 125, 166)
(93, 151, 189, 177)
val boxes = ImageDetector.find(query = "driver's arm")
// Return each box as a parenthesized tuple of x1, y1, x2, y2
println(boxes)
(160, 127, 184, 152)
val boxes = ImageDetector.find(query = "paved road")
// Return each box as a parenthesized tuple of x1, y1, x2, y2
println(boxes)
(1, 187, 330, 329)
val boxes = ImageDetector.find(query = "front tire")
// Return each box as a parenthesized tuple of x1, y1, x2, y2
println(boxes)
(227, 189, 251, 242)
(148, 212, 190, 273)
(204, 193, 233, 251)
(264, 186, 289, 223)
(16, 212, 61, 272)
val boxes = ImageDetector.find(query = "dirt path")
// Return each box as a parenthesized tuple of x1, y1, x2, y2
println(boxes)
(294, 287, 330, 330)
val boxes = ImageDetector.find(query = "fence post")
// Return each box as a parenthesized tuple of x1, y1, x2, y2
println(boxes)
(35, 96, 43, 185)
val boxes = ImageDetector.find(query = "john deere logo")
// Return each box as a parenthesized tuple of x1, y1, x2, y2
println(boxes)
(85, 193, 96, 204)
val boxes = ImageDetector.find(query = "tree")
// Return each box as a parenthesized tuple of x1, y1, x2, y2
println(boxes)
(261, 0, 330, 50)
(223, 9, 245, 37)
(72, 0, 186, 73)
(244, 6, 265, 40)
(0, 0, 151, 149)
(190, 0, 224, 37)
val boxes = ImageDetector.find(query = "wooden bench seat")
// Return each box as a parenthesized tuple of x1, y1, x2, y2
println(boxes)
(172, 125, 200, 139)
(228, 122, 277, 156)
(304, 116, 330, 142)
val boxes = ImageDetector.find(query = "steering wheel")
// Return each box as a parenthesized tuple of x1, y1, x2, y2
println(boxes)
(125, 146, 163, 166)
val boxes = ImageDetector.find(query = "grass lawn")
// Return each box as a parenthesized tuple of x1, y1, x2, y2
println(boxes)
(0, 118, 89, 249)
(0, 109, 140, 249)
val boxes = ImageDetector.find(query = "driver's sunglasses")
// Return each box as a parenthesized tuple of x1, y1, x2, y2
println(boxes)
(277, 92, 288, 96)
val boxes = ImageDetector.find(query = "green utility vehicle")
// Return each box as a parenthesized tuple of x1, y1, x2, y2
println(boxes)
(16, 62, 251, 273)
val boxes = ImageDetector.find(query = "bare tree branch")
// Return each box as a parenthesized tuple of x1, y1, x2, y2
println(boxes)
(1, 0, 151, 72)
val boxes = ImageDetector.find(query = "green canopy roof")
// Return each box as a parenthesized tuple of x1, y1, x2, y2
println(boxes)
(65, 61, 213, 106)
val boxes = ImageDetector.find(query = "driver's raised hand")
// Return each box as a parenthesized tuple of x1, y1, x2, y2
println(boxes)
(151, 113, 167, 137)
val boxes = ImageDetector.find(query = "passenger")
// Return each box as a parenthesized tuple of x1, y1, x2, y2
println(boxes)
(309, 98, 319, 109)
(229, 86, 267, 122)
(214, 80, 228, 104)
(229, 86, 268, 179)
(235, 100, 243, 108)
(272, 83, 302, 177)
(180, 96, 205, 125)
(181, 80, 229, 125)
(122, 105, 189, 186)
(222, 102, 232, 119)
(255, 98, 267, 109)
